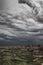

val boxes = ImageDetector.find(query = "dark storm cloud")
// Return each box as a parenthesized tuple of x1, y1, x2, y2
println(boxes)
(0, 0, 43, 45)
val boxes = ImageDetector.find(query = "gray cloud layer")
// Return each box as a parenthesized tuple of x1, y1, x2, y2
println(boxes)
(0, 0, 43, 45)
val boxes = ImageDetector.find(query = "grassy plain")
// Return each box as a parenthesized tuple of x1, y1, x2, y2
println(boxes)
(0, 46, 43, 65)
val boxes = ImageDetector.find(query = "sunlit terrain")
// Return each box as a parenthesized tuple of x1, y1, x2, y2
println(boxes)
(0, 46, 43, 65)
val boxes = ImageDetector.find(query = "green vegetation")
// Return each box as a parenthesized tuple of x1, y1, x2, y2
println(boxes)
(0, 46, 43, 65)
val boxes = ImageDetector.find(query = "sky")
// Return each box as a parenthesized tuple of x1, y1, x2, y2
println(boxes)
(0, 0, 37, 14)
(0, 0, 22, 14)
(0, 0, 43, 45)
